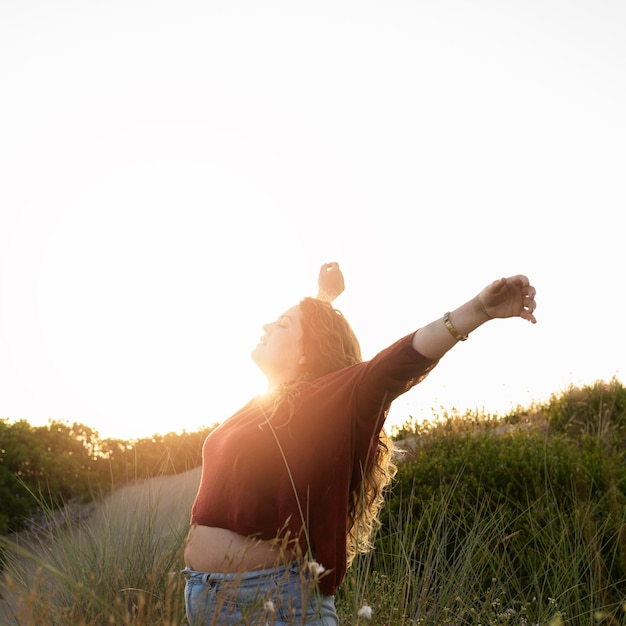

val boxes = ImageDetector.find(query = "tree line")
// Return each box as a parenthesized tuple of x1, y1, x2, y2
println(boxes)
(0, 419, 215, 536)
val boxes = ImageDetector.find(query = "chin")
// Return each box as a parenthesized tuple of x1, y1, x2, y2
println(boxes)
(250, 347, 263, 367)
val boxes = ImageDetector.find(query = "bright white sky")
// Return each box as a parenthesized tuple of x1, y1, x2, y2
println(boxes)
(1, 1, 624, 440)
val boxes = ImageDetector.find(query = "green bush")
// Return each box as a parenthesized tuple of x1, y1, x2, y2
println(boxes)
(369, 382, 626, 623)
(0, 418, 214, 537)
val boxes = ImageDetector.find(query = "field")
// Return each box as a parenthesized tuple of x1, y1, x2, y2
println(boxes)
(2, 380, 626, 625)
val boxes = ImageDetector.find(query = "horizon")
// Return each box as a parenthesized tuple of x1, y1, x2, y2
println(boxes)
(3, 374, 623, 443)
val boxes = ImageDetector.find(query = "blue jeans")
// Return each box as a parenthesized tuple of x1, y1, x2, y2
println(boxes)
(182, 562, 338, 625)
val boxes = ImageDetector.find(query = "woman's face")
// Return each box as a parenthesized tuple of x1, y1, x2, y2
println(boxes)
(251, 305, 307, 386)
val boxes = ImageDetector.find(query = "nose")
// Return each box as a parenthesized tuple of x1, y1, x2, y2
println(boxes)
(263, 322, 272, 334)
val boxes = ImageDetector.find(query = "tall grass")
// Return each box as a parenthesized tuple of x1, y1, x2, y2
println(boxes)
(0, 470, 198, 625)
(3, 471, 624, 625)
(2, 382, 626, 625)
(338, 476, 626, 625)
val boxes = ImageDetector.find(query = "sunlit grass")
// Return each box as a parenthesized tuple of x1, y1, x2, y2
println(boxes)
(1, 470, 199, 625)
(3, 470, 625, 625)
(2, 382, 626, 625)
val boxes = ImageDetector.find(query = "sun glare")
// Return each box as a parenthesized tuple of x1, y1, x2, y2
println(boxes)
(1, 2, 625, 441)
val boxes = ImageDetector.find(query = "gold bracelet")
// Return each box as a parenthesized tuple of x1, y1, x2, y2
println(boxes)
(443, 312, 468, 341)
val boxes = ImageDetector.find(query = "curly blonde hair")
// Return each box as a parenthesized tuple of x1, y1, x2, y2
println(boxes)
(297, 297, 398, 566)
(345, 429, 398, 566)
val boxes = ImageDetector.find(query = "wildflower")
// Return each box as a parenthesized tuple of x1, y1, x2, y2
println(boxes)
(357, 604, 373, 620)
(264, 600, 275, 613)
(307, 561, 326, 579)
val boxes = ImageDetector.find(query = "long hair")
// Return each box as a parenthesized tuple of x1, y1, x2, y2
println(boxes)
(297, 297, 398, 567)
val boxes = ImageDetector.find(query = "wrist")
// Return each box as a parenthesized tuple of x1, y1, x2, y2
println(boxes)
(474, 296, 493, 322)
(443, 298, 491, 342)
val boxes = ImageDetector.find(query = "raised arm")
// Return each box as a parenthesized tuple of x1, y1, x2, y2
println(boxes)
(317, 262, 345, 302)
(413, 275, 537, 360)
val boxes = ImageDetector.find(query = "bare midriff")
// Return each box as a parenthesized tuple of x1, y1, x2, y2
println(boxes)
(184, 525, 298, 573)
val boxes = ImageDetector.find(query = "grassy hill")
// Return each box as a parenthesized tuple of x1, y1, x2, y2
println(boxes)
(1, 379, 625, 625)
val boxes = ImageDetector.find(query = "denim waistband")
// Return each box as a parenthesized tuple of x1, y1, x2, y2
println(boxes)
(181, 561, 301, 584)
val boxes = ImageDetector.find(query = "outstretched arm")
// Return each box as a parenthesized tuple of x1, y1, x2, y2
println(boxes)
(413, 275, 538, 360)
(317, 262, 345, 302)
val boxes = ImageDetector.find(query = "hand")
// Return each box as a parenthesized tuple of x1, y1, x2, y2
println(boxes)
(317, 262, 345, 302)
(477, 275, 537, 323)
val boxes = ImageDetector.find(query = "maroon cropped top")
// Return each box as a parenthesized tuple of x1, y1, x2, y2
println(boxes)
(190, 332, 437, 595)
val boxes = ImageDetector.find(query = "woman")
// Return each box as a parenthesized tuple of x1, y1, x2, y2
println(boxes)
(183, 263, 537, 625)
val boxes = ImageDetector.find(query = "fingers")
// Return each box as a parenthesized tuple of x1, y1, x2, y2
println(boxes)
(504, 274, 537, 323)
(522, 287, 537, 324)
(508, 275, 535, 298)
(317, 262, 345, 302)
(512, 274, 530, 289)
(319, 262, 334, 283)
